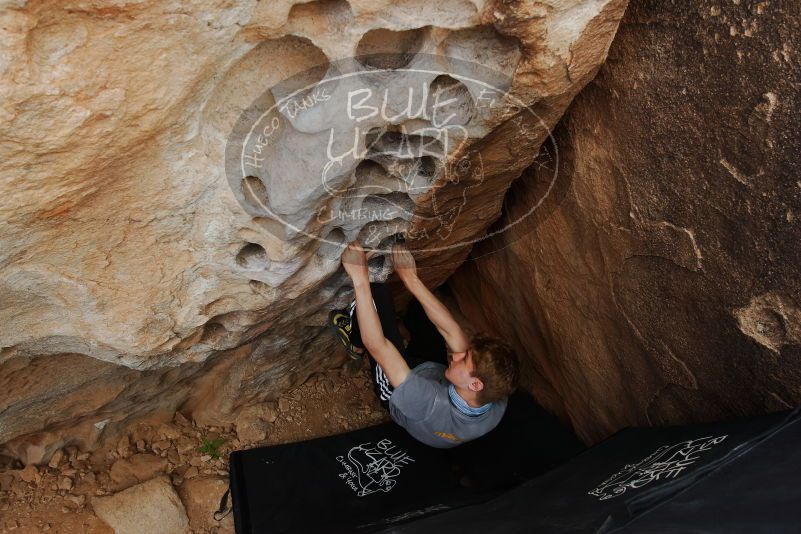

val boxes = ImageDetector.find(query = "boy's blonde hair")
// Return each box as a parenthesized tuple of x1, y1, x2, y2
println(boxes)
(469, 333, 520, 404)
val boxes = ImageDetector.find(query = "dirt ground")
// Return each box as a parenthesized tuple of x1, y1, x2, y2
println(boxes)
(0, 357, 389, 533)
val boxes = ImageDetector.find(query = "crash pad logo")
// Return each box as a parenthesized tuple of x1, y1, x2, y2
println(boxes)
(588, 434, 728, 500)
(335, 438, 415, 497)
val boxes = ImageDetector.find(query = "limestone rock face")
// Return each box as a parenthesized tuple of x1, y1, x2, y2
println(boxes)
(449, 0, 801, 443)
(0, 0, 626, 458)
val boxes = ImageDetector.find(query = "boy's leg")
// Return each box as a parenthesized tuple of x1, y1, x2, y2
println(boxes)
(403, 297, 449, 366)
(349, 282, 408, 359)
(349, 282, 411, 408)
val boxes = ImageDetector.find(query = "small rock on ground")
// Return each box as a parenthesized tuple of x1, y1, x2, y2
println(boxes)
(91, 476, 188, 534)
(178, 476, 234, 534)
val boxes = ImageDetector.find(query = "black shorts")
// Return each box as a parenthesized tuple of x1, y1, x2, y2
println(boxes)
(349, 283, 448, 409)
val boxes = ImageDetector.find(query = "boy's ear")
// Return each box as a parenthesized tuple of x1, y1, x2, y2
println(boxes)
(469, 377, 484, 392)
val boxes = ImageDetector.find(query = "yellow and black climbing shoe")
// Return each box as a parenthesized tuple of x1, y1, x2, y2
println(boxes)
(328, 309, 362, 360)
(330, 308, 350, 331)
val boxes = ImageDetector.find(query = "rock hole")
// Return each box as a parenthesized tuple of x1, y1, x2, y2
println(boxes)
(418, 155, 438, 178)
(365, 126, 388, 150)
(440, 25, 521, 79)
(377, 232, 406, 252)
(351, 160, 405, 196)
(755, 308, 788, 340)
(288, 0, 353, 28)
(361, 192, 415, 222)
(317, 227, 347, 260)
(212, 310, 260, 331)
(427, 74, 474, 126)
(366, 252, 393, 282)
(356, 27, 427, 70)
(200, 322, 228, 346)
(362, 130, 443, 194)
(236, 243, 270, 270)
(367, 130, 443, 160)
(201, 35, 328, 155)
(250, 279, 277, 298)
(393, 156, 439, 194)
(242, 176, 269, 213)
(368, 254, 385, 271)
(357, 218, 411, 248)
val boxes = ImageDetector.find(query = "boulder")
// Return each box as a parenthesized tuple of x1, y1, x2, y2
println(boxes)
(109, 453, 168, 491)
(0, 0, 627, 457)
(178, 476, 234, 534)
(449, 0, 801, 443)
(235, 402, 279, 443)
(92, 476, 189, 534)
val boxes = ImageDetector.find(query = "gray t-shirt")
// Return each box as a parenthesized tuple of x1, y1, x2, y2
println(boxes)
(388, 361, 507, 448)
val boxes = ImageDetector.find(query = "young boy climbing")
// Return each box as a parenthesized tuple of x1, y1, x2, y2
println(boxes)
(329, 240, 519, 448)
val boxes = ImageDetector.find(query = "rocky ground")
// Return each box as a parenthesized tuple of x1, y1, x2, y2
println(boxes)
(0, 359, 388, 534)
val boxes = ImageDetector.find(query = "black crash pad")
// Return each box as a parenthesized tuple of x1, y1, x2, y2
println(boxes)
(385, 407, 801, 534)
(228, 394, 801, 534)
(227, 392, 584, 534)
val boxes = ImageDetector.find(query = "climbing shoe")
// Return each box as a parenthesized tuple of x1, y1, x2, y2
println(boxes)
(328, 308, 363, 361)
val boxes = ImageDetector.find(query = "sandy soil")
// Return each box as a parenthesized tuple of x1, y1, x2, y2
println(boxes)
(0, 358, 388, 533)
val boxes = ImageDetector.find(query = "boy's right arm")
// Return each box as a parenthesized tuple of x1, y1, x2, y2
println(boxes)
(392, 244, 470, 353)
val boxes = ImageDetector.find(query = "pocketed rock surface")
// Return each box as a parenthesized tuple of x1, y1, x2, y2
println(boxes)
(0, 364, 387, 533)
(0, 0, 626, 462)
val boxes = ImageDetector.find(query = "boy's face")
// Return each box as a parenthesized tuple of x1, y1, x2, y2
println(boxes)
(445, 349, 481, 391)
